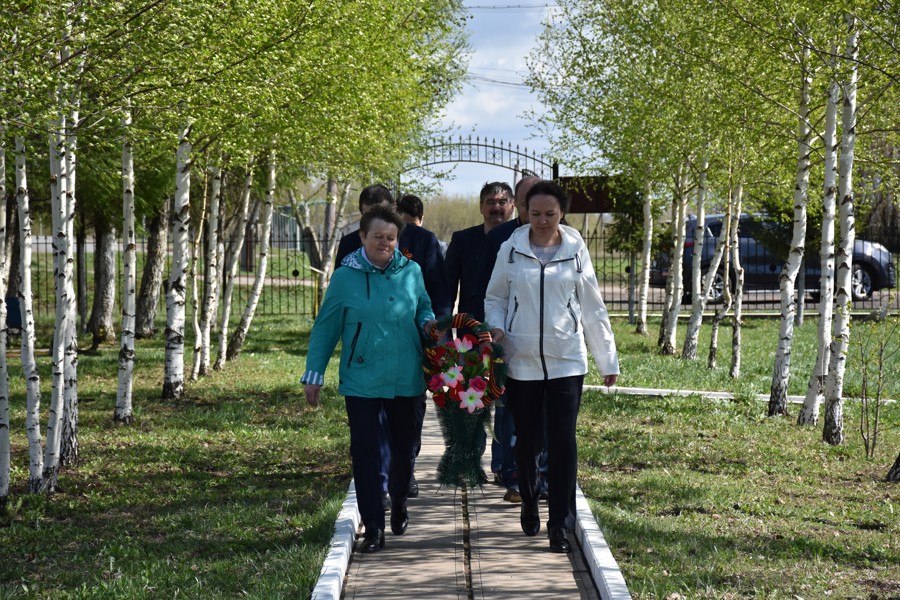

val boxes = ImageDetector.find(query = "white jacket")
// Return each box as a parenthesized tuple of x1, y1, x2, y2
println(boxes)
(484, 224, 619, 381)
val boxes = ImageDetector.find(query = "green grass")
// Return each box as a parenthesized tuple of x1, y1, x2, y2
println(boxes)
(1, 314, 898, 599)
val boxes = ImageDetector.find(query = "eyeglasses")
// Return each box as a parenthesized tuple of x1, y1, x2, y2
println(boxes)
(484, 200, 512, 208)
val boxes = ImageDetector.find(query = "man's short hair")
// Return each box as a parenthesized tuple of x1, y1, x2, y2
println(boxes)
(359, 184, 394, 213)
(479, 181, 513, 203)
(514, 175, 541, 198)
(525, 180, 571, 213)
(360, 204, 405, 235)
(397, 194, 424, 219)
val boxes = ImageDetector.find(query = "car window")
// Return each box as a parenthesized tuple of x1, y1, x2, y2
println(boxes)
(707, 222, 723, 238)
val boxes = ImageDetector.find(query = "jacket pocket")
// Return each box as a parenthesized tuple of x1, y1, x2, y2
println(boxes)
(346, 322, 363, 367)
(507, 297, 519, 332)
(567, 300, 579, 333)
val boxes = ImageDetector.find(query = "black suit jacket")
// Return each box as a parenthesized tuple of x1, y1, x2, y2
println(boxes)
(471, 218, 527, 322)
(444, 223, 488, 319)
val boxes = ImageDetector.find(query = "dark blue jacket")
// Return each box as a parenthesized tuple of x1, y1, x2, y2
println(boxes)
(336, 224, 451, 318)
(472, 218, 527, 322)
(444, 223, 488, 318)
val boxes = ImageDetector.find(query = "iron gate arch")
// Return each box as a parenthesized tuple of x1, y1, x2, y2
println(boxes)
(402, 135, 559, 182)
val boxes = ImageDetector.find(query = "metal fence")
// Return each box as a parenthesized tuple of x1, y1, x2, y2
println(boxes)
(18, 214, 900, 323)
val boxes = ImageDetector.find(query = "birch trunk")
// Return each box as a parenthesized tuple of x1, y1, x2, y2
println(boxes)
(115, 112, 135, 424)
(823, 18, 859, 446)
(214, 168, 253, 370)
(87, 223, 117, 350)
(61, 37, 83, 467)
(197, 167, 222, 377)
(661, 169, 689, 355)
(0, 125, 9, 505)
(658, 195, 678, 348)
(16, 136, 43, 492)
(708, 190, 734, 370)
(135, 197, 169, 338)
(43, 113, 69, 492)
(636, 178, 653, 335)
(730, 181, 745, 379)
(769, 49, 812, 416)
(682, 151, 710, 359)
(888, 452, 900, 482)
(227, 150, 276, 362)
(188, 168, 210, 382)
(799, 77, 840, 426)
(162, 126, 192, 400)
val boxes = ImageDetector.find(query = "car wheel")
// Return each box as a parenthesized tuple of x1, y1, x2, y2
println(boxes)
(705, 270, 726, 304)
(850, 264, 874, 301)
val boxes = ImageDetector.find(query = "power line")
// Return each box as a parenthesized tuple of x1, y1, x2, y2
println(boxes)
(466, 3, 559, 11)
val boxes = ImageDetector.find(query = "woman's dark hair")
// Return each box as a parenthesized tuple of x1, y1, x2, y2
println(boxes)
(525, 180, 570, 213)
(360, 204, 405, 235)
(359, 184, 394, 212)
(397, 194, 424, 219)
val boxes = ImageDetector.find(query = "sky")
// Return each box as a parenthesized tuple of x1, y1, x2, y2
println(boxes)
(417, 2, 558, 199)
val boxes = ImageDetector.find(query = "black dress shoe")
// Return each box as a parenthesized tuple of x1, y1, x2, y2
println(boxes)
(381, 491, 391, 511)
(520, 502, 540, 536)
(548, 526, 571, 553)
(390, 503, 408, 535)
(408, 476, 419, 498)
(360, 528, 385, 553)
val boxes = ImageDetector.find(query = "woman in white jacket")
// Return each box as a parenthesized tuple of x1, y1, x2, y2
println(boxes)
(484, 180, 619, 553)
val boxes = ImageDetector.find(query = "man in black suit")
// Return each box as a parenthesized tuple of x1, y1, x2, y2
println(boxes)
(445, 181, 525, 501)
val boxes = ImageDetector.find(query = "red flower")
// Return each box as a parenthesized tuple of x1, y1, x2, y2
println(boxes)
(427, 374, 444, 392)
(469, 376, 487, 392)
(432, 346, 448, 364)
(461, 333, 479, 348)
(433, 391, 446, 408)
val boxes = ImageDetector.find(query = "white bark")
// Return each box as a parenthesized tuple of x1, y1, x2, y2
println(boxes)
(730, 181, 744, 379)
(43, 110, 69, 491)
(708, 189, 735, 370)
(799, 79, 840, 426)
(115, 112, 135, 424)
(661, 169, 689, 355)
(61, 101, 79, 466)
(0, 124, 10, 503)
(682, 151, 709, 359)
(16, 136, 43, 492)
(163, 125, 192, 399)
(636, 178, 653, 335)
(769, 49, 812, 417)
(135, 197, 169, 338)
(197, 166, 222, 377)
(214, 168, 253, 370)
(824, 19, 859, 446)
(227, 150, 276, 361)
(188, 167, 210, 382)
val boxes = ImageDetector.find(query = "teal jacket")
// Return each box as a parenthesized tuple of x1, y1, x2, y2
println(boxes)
(301, 248, 435, 398)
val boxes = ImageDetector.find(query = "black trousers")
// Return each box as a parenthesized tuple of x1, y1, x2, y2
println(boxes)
(346, 395, 419, 532)
(506, 375, 584, 530)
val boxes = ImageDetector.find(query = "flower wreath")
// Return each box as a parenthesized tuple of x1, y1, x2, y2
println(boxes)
(423, 313, 506, 412)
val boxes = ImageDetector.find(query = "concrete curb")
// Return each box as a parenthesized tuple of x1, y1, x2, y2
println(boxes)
(585, 384, 806, 404)
(575, 482, 632, 599)
(309, 481, 359, 600)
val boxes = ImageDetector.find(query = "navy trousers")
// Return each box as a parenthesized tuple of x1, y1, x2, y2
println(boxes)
(346, 395, 419, 532)
(505, 375, 584, 530)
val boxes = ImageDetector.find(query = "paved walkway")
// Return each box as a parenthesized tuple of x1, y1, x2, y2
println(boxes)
(311, 405, 630, 600)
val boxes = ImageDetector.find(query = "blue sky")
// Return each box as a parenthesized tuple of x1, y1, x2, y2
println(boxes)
(418, 3, 557, 198)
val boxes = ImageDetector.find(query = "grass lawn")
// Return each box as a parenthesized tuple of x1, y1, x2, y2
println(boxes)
(1, 314, 898, 599)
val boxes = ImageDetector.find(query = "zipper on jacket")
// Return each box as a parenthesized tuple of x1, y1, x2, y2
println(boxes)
(508, 297, 519, 331)
(346, 322, 362, 367)
(567, 299, 579, 333)
(539, 265, 548, 379)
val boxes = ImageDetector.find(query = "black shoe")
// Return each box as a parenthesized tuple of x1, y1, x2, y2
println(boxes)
(538, 487, 549, 501)
(408, 476, 419, 498)
(390, 503, 409, 535)
(360, 528, 385, 553)
(548, 526, 571, 553)
(520, 502, 540, 536)
(381, 491, 391, 511)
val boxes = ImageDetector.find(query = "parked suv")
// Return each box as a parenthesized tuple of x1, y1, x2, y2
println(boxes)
(649, 214, 896, 303)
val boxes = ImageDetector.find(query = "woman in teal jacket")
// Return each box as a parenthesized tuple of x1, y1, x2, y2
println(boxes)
(302, 205, 436, 553)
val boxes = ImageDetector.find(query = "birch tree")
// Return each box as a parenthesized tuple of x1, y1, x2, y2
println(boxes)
(196, 165, 222, 377)
(162, 125, 192, 400)
(227, 149, 276, 362)
(660, 168, 691, 356)
(681, 150, 710, 359)
(0, 126, 9, 506)
(768, 42, 814, 417)
(214, 167, 253, 370)
(798, 76, 840, 426)
(635, 177, 654, 335)
(823, 16, 859, 446)
(729, 179, 745, 379)
(115, 111, 136, 424)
